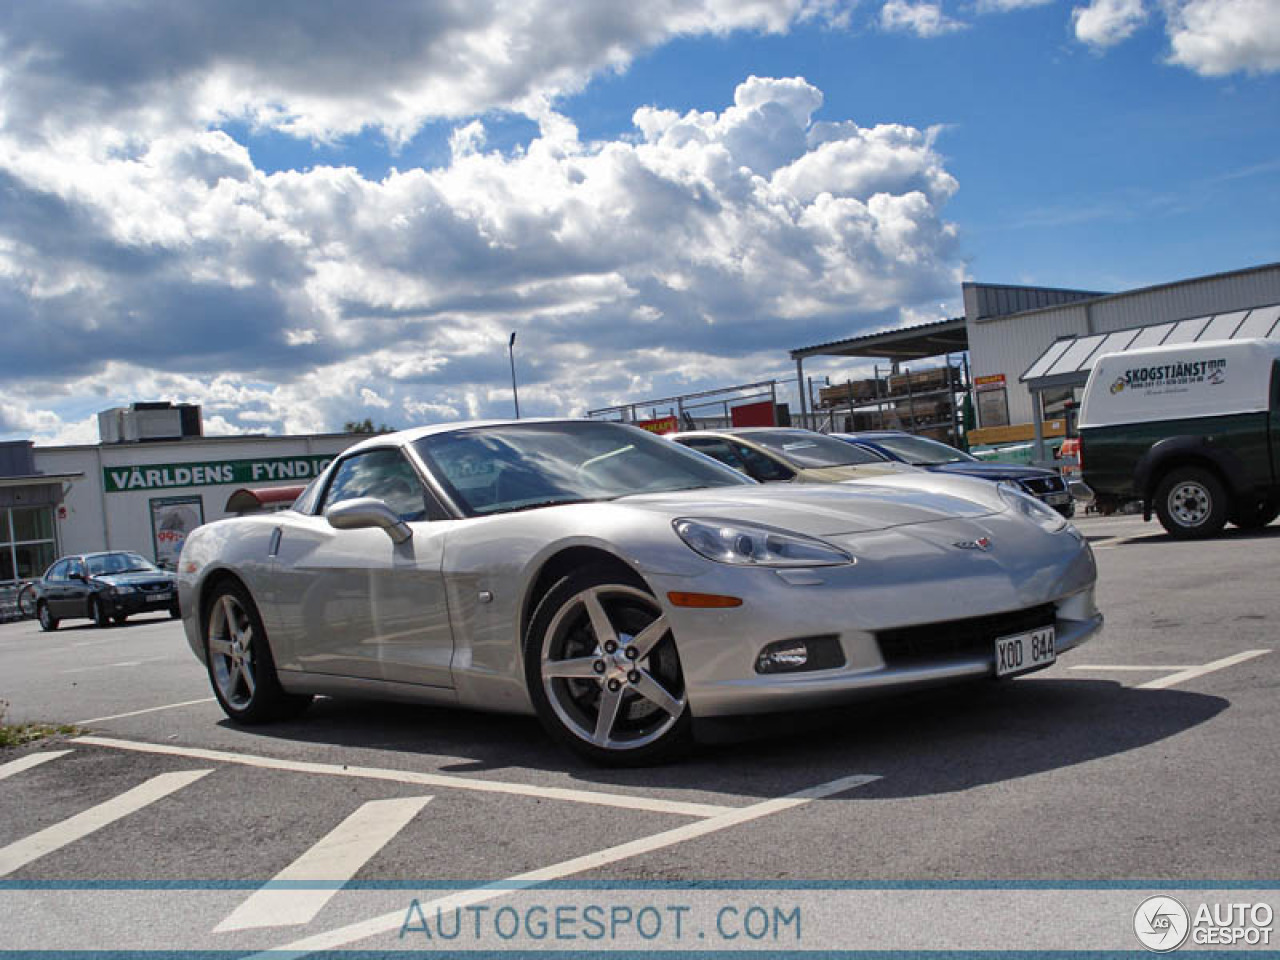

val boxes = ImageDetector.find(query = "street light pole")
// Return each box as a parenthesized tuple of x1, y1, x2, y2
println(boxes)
(508, 331, 520, 419)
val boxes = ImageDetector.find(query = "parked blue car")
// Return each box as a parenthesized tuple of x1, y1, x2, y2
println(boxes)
(832, 431, 1075, 518)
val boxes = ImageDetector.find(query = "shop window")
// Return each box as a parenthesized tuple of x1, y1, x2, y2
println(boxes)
(1, 505, 58, 584)
(12, 508, 53, 542)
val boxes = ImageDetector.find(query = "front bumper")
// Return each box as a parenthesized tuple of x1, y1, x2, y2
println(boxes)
(647, 515, 1100, 719)
(102, 589, 179, 617)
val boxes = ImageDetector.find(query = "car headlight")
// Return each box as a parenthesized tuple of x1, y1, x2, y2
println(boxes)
(998, 481, 1068, 533)
(110, 585, 136, 595)
(673, 518, 853, 567)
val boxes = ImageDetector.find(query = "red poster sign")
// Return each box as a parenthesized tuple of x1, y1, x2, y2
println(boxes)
(730, 400, 776, 428)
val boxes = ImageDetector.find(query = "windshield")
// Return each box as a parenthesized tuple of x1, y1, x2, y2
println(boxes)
(87, 552, 159, 576)
(414, 421, 753, 516)
(745, 430, 885, 468)
(869, 435, 977, 466)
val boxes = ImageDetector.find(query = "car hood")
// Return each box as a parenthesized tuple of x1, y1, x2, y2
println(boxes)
(928, 460, 1057, 481)
(618, 474, 1005, 537)
(94, 571, 175, 587)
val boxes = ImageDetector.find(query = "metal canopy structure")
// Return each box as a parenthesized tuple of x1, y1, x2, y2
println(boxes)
(790, 317, 968, 361)
(789, 317, 968, 428)
(1020, 302, 1280, 394)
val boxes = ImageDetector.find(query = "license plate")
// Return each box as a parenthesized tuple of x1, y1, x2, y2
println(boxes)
(148, 591, 172, 602)
(995, 626, 1055, 677)
(1044, 493, 1071, 505)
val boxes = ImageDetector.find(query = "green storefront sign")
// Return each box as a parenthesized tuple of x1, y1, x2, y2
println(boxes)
(103, 454, 335, 493)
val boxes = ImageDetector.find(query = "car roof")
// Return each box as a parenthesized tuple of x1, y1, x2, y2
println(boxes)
(669, 427, 814, 439)
(344, 417, 619, 454)
(834, 431, 913, 439)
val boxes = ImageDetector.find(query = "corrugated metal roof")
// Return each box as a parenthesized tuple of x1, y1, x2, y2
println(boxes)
(790, 317, 967, 360)
(1020, 302, 1280, 390)
(962, 282, 1108, 321)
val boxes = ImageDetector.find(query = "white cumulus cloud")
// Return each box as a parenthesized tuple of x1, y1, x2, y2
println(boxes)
(1072, 0, 1148, 48)
(1163, 0, 1280, 75)
(879, 0, 968, 37)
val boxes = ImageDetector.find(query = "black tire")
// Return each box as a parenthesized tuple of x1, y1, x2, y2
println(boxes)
(114, 615, 129, 625)
(1154, 467, 1228, 539)
(1230, 496, 1280, 530)
(524, 568, 691, 766)
(37, 601, 58, 632)
(203, 579, 312, 724)
(90, 597, 111, 629)
(169, 605, 181, 619)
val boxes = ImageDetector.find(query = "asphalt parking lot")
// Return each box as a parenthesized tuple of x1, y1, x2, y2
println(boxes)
(1, 511, 1276, 952)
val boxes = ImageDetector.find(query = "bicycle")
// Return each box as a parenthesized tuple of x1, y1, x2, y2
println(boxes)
(16, 580, 38, 619)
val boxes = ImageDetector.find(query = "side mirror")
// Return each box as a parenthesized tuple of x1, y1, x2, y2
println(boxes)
(325, 497, 413, 545)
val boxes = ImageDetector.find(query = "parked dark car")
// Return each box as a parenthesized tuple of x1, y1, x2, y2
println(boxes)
(832, 431, 1076, 518)
(31, 551, 179, 630)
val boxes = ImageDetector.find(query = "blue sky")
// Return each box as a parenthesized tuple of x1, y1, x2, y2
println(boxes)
(0, 0, 1277, 442)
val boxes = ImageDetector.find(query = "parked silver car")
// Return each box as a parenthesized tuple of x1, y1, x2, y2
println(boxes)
(178, 419, 1101, 764)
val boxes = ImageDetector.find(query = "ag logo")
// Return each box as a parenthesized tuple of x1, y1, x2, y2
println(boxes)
(1110, 376, 1126, 395)
(1134, 895, 1190, 952)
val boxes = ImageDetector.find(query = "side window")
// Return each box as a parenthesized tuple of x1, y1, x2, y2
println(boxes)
(66, 559, 86, 579)
(320, 449, 430, 522)
(290, 473, 325, 516)
(47, 560, 69, 582)
(732, 444, 795, 482)
(680, 438, 748, 473)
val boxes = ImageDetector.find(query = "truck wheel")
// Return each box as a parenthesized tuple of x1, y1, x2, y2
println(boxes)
(1154, 467, 1227, 539)
(1231, 496, 1280, 530)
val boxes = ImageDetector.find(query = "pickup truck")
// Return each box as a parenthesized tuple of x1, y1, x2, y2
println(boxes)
(1078, 338, 1280, 538)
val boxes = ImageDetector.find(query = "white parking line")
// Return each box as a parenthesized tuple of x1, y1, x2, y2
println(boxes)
(61, 656, 174, 675)
(0, 750, 71, 783)
(0, 769, 212, 877)
(73, 736, 735, 818)
(216, 796, 433, 932)
(1069, 650, 1270, 689)
(253, 771, 881, 959)
(1069, 664, 1194, 671)
(1137, 650, 1270, 690)
(75, 698, 216, 725)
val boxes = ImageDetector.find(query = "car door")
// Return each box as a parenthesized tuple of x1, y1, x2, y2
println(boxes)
(267, 447, 454, 688)
(60, 558, 92, 619)
(42, 560, 72, 617)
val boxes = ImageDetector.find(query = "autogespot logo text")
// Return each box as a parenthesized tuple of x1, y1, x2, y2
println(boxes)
(1134, 895, 1190, 952)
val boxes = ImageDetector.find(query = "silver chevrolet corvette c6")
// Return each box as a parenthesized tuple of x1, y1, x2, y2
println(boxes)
(177, 418, 1102, 765)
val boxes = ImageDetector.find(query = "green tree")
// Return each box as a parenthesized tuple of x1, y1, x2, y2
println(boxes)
(343, 418, 395, 434)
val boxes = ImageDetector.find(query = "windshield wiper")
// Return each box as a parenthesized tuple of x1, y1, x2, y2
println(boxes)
(493, 497, 601, 515)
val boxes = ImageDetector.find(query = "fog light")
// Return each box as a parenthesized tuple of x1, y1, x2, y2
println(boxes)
(757, 642, 808, 673)
(755, 635, 845, 675)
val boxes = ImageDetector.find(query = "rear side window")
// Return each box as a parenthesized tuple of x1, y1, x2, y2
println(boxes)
(732, 443, 795, 481)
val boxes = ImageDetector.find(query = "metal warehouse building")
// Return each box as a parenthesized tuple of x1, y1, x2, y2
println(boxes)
(795, 261, 1280, 458)
(965, 261, 1280, 433)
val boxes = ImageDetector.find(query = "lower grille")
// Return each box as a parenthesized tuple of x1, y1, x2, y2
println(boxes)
(1019, 476, 1067, 496)
(876, 603, 1056, 666)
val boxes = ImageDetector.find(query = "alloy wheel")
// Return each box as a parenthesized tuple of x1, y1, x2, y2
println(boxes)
(540, 584, 686, 751)
(208, 594, 258, 709)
